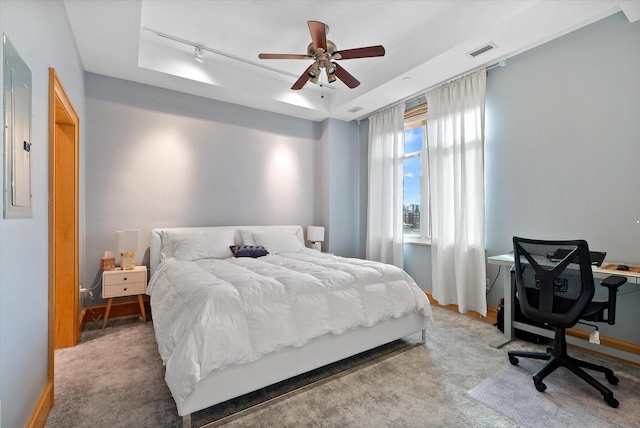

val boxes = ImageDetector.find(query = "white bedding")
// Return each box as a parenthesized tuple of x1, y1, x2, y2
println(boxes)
(148, 248, 431, 410)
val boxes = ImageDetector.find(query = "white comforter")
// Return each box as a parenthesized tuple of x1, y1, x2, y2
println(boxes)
(148, 249, 431, 409)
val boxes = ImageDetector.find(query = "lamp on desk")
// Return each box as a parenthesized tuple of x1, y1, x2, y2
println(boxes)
(117, 230, 139, 270)
(307, 226, 325, 252)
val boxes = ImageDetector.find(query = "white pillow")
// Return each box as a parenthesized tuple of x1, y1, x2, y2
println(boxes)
(252, 231, 304, 254)
(161, 229, 235, 261)
(240, 230, 256, 246)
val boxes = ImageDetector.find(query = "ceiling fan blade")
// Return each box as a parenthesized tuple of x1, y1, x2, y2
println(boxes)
(334, 63, 360, 88)
(291, 65, 313, 90)
(333, 45, 385, 60)
(259, 53, 311, 60)
(308, 21, 328, 52)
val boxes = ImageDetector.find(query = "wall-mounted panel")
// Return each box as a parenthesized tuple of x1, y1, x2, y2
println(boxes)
(3, 34, 32, 219)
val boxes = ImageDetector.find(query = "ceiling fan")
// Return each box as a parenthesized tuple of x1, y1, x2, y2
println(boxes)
(259, 21, 385, 90)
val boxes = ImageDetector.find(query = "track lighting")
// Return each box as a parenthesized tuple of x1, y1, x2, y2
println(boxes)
(194, 46, 204, 63)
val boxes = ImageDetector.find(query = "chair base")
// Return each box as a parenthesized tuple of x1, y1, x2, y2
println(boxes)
(507, 327, 620, 408)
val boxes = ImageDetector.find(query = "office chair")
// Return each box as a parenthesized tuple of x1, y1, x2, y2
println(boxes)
(508, 237, 627, 408)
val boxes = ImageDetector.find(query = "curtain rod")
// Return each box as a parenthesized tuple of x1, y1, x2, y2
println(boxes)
(357, 60, 506, 122)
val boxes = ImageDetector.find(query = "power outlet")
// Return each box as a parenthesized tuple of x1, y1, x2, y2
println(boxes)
(486, 277, 491, 291)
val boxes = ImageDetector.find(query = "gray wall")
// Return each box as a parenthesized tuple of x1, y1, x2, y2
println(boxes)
(485, 12, 640, 342)
(0, 1, 86, 426)
(401, 12, 639, 343)
(84, 73, 327, 303)
(404, 243, 433, 290)
(318, 118, 363, 257)
(357, 119, 369, 258)
(84, 75, 367, 300)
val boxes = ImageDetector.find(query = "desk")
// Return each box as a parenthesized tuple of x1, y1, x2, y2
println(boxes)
(488, 254, 640, 364)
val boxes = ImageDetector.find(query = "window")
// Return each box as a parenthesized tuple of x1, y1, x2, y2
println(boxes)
(403, 103, 430, 241)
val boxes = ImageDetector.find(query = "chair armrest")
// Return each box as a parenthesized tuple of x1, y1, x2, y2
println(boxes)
(600, 275, 627, 290)
(599, 275, 627, 325)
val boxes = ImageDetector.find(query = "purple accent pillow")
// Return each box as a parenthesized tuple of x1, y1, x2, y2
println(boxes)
(230, 245, 270, 258)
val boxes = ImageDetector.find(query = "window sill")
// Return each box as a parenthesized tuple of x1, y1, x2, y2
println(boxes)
(403, 237, 432, 246)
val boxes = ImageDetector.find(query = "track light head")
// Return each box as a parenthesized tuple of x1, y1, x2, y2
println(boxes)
(195, 47, 204, 63)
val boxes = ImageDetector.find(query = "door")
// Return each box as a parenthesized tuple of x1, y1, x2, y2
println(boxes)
(49, 68, 79, 352)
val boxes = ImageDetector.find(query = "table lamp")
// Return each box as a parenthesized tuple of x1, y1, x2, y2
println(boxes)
(307, 226, 325, 251)
(117, 229, 139, 270)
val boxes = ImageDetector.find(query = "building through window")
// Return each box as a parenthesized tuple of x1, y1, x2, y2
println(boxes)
(403, 102, 429, 240)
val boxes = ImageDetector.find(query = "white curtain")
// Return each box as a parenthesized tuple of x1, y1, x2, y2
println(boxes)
(426, 70, 487, 316)
(367, 104, 405, 268)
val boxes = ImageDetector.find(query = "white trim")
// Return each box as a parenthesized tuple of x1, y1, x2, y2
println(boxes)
(403, 236, 432, 246)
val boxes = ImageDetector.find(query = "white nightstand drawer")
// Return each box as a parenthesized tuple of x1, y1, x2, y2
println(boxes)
(103, 270, 146, 286)
(101, 266, 148, 328)
(103, 281, 146, 298)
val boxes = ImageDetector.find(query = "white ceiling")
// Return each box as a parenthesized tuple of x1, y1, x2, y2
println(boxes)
(63, 1, 638, 122)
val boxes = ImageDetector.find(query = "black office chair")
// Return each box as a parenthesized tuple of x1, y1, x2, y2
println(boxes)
(508, 237, 627, 408)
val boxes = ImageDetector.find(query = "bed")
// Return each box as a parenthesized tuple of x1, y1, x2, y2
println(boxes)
(148, 225, 431, 427)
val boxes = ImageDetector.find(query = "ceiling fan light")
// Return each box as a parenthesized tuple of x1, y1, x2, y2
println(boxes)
(307, 62, 320, 78)
(326, 62, 336, 75)
(327, 73, 337, 83)
(195, 46, 204, 63)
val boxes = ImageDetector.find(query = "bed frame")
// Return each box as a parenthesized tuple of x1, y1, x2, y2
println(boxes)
(150, 225, 427, 428)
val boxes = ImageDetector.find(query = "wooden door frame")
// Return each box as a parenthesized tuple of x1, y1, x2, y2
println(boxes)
(47, 67, 80, 401)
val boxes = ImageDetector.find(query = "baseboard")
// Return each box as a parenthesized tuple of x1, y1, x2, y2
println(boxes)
(25, 381, 52, 428)
(80, 298, 151, 324)
(424, 291, 639, 365)
(425, 291, 497, 325)
(566, 327, 640, 362)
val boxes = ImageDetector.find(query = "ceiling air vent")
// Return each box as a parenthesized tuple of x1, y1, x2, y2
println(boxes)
(466, 43, 497, 58)
(348, 106, 363, 113)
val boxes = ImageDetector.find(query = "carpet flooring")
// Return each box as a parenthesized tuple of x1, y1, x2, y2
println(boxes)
(468, 358, 640, 428)
(45, 306, 640, 427)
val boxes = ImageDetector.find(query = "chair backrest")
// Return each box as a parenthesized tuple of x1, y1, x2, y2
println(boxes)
(512, 237, 595, 328)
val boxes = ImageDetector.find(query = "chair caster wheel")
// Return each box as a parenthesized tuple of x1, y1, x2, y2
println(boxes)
(604, 396, 619, 408)
(606, 374, 619, 385)
(534, 381, 546, 392)
(509, 356, 519, 366)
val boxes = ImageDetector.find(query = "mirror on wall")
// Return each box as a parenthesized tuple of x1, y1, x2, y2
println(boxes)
(3, 33, 32, 219)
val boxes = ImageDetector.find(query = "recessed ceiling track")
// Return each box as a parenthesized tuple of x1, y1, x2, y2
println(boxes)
(143, 27, 297, 78)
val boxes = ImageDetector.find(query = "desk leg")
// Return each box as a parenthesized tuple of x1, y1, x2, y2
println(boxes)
(137, 294, 146, 323)
(490, 268, 514, 348)
(102, 298, 113, 329)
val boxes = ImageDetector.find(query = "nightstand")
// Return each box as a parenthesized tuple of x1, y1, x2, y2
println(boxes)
(101, 266, 147, 329)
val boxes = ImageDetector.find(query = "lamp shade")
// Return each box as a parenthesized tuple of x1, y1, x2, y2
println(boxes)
(307, 226, 325, 242)
(117, 230, 139, 253)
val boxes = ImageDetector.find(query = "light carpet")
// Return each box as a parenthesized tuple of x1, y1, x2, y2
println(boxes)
(468, 357, 640, 428)
(45, 306, 640, 427)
